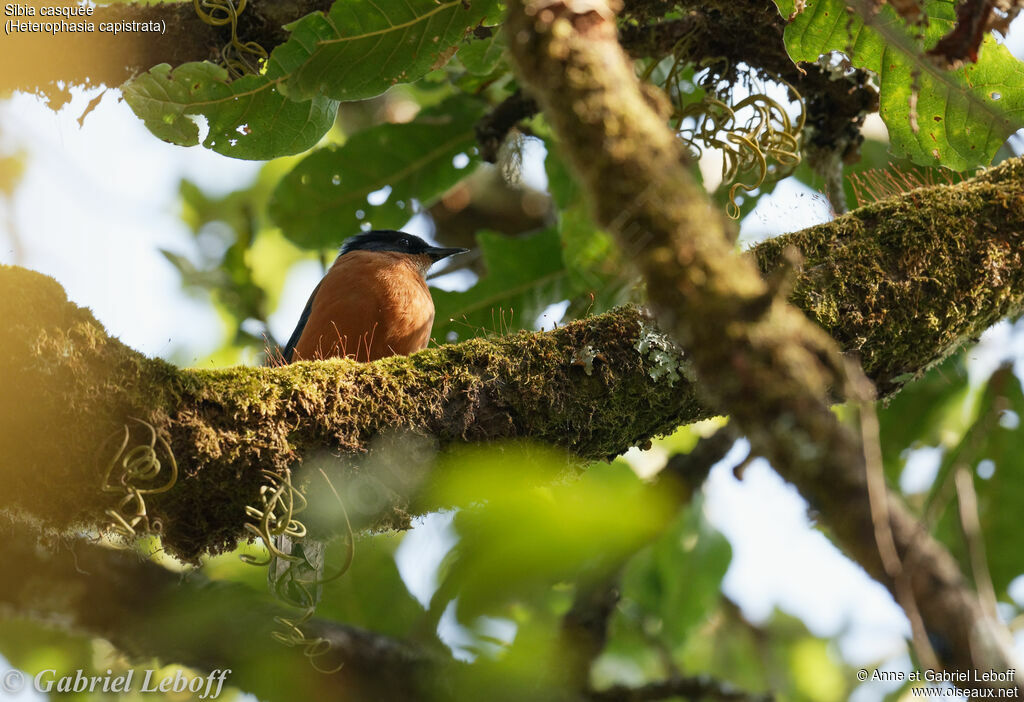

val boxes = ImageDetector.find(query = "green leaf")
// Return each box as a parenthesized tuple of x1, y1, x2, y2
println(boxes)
(545, 143, 632, 315)
(933, 367, 1024, 594)
(269, 95, 484, 248)
(122, 62, 339, 160)
(316, 534, 425, 637)
(272, 0, 499, 102)
(431, 453, 674, 622)
(458, 30, 507, 76)
(776, 0, 1024, 169)
(543, 138, 581, 211)
(620, 496, 732, 648)
(431, 228, 567, 343)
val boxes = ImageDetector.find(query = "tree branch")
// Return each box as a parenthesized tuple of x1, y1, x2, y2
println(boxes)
(2, 158, 1022, 563)
(504, 0, 1020, 691)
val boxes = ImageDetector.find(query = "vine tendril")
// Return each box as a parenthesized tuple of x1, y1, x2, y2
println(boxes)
(241, 466, 355, 672)
(98, 417, 178, 538)
(193, 0, 268, 78)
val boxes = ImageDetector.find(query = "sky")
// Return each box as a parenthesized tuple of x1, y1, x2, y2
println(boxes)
(2, 17, 1024, 702)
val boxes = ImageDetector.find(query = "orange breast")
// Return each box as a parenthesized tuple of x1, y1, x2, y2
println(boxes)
(290, 251, 435, 363)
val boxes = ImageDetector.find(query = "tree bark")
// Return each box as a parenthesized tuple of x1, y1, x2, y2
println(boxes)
(2, 160, 1022, 565)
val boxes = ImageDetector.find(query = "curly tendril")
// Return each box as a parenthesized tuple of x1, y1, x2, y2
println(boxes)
(241, 467, 356, 672)
(193, 0, 268, 78)
(98, 417, 178, 538)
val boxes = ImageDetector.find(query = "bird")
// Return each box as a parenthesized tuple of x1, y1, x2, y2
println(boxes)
(281, 230, 469, 364)
(268, 230, 467, 605)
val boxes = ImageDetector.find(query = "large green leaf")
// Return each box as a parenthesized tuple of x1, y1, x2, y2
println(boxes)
(122, 62, 339, 160)
(431, 228, 567, 343)
(430, 453, 673, 622)
(123, 0, 497, 159)
(271, 0, 499, 102)
(775, 0, 1024, 169)
(269, 95, 485, 248)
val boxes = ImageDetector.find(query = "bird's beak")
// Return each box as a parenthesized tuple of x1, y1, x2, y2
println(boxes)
(424, 246, 470, 262)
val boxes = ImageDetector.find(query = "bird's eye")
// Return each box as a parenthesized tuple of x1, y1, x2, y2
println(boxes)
(399, 238, 410, 248)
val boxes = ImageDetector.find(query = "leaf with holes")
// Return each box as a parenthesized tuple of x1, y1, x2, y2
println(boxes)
(269, 95, 484, 249)
(431, 229, 566, 344)
(271, 0, 499, 102)
(774, 0, 1024, 169)
(122, 62, 339, 161)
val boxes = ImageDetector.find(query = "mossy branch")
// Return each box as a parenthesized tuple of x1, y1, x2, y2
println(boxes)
(2, 159, 1023, 564)
(504, 0, 1020, 689)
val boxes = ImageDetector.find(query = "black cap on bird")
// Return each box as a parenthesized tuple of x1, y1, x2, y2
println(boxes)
(339, 230, 469, 261)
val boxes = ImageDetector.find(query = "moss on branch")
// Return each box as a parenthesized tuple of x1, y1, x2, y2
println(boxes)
(766, 158, 1024, 394)
(1, 159, 1022, 561)
(0, 272, 699, 560)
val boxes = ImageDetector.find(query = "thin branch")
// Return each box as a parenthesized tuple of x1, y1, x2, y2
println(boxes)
(476, 91, 539, 163)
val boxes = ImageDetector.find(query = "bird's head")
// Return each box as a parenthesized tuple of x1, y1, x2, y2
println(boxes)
(339, 230, 469, 264)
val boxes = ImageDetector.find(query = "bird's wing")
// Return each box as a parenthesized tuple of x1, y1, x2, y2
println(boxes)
(281, 278, 324, 363)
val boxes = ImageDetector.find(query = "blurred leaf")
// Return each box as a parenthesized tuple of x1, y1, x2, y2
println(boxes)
(177, 184, 263, 321)
(431, 228, 567, 343)
(933, 367, 1024, 594)
(272, 0, 499, 102)
(430, 448, 674, 622)
(459, 31, 507, 76)
(0, 618, 93, 679)
(545, 143, 636, 316)
(123, 62, 339, 160)
(620, 496, 731, 649)
(316, 533, 425, 637)
(558, 204, 628, 304)
(270, 95, 485, 248)
(877, 352, 971, 484)
(789, 638, 845, 702)
(775, 0, 1024, 169)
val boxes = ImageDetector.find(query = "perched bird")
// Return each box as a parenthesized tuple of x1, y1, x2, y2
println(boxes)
(282, 230, 469, 364)
(270, 230, 467, 604)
